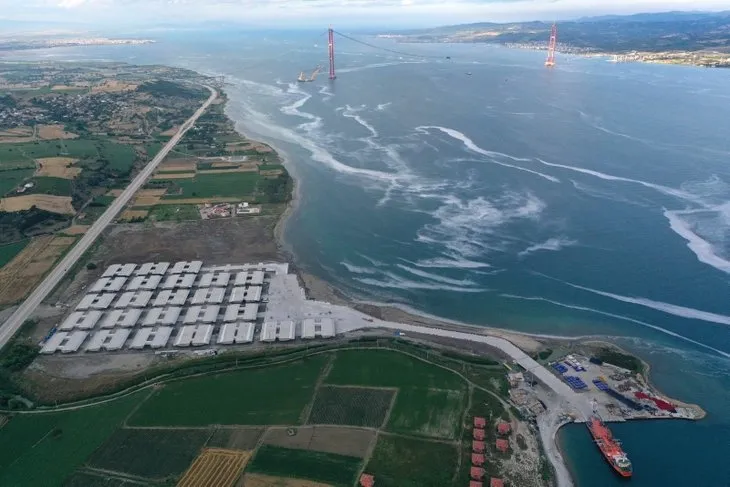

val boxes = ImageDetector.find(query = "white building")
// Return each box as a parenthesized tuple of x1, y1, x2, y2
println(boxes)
(101, 308, 142, 329)
(153, 289, 190, 307)
(218, 322, 255, 345)
(198, 271, 230, 288)
(129, 327, 172, 349)
(41, 331, 88, 354)
(76, 293, 115, 310)
(183, 305, 220, 324)
(60, 311, 102, 330)
(135, 262, 170, 275)
(223, 303, 259, 322)
(191, 287, 226, 305)
(162, 273, 197, 289)
(174, 325, 214, 347)
(142, 307, 182, 327)
(170, 260, 203, 274)
(229, 286, 262, 303)
(114, 291, 153, 308)
(86, 329, 131, 352)
(126, 274, 163, 291)
(234, 270, 265, 286)
(90, 277, 127, 293)
(102, 263, 137, 278)
(260, 320, 295, 342)
(302, 318, 336, 339)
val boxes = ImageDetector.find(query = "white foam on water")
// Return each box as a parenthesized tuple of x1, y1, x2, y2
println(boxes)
(570, 179, 652, 208)
(395, 264, 478, 286)
(414, 257, 491, 269)
(518, 237, 577, 258)
(376, 102, 392, 111)
(500, 294, 730, 359)
(342, 104, 378, 138)
(340, 261, 377, 275)
(416, 126, 560, 183)
(539, 274, 730, 327)
(337, 60, 426, 74)
(664, 207, 730, 274)
(355, 275, 487, 293)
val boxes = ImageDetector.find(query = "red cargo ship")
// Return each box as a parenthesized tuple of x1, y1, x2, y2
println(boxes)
(587, 415, 632, 478)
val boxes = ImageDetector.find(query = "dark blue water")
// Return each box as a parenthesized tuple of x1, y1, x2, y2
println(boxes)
(12, 31, 730, 486)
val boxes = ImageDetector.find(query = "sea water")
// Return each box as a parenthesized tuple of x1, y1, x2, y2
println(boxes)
(14, 30, 730, 486)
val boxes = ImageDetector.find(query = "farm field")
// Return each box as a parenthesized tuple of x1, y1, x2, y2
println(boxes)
(0, 392, 145, 487)
(207, 427, 265, 450)
(0, 168, 34, 196)
(325, 349, 464, 390)
(0, 239, 29, 268)
(89, 428, 210, 479)
(386, 387, 467, 439)
(178, 448, 251, 487)
(63, 471, 140, 487)
(247, 445, 361, 487)
(35, 157, 81, 179)
(262, 426, 375, 458)
(148, 204, 200, 222)
(307, 386, 394, 428)
(242, 474, 333, 487)
(27, 176, 73, 196)
(0, 194, 75, 214)
(162, 171, 260, 199)
(128, 356, 327, 427)
(365, 434, 459, 487)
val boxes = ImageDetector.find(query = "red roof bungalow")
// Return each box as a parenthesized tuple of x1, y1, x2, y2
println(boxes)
(472, 440, 486, 453)
(470, 482, 484, 487)
(497, 421, 511, 435)
(490, 478, 505, 487)
(473, 428, 485, 440)
(496, 438, 510, 453)
(474, 416, 487, 428)
(471, 453, 485, 466)
(470, 467, 486, 480)
(359, 473, 375, 487)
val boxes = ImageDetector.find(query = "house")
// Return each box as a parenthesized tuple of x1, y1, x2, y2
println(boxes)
(496, 439, 509, 453)
(474, 416, 487, 428)
(473, 428, 485, 440)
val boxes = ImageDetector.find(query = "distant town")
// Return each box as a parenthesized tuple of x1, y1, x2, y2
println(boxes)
(0, 37, 154, 51)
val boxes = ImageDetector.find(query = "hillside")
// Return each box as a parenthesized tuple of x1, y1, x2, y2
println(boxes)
(384, 11, 730, 53)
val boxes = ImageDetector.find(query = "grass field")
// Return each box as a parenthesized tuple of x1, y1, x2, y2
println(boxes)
(308, 386, 394, 428)
(0, 239, 29, 268)
(325, 350, 464, 390)
(247, 445, 361, 487)
(128, 356, 327, 427)
(89, 428, 210, 479)
(148, 204, 200, 222)
(387, 387, 467, 439)
(63, 471, 139, 487)
(28, 176, 73, 196)
(0, 168, 34, 196)
(0, 139, 136, 175)
(0, 392, 145, 487)
(365, 435, 458, 487)
(162, 172, 259, 199)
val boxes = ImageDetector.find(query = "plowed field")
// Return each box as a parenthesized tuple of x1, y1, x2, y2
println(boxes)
(177, 448, 250, 487)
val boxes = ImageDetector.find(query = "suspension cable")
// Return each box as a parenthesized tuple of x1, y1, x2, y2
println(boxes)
(333, 30, 448, 60)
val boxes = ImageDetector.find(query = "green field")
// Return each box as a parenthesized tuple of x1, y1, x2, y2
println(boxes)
(162, 172, 259, 199)
(89, 428, 209, 479)
(148, 204, 200, 222)
(455, 388, 505, 484)
(0, 139, 136, 175)
(387, 387, 467, 439)
(128, 356, 327, 427)
(366, 434, 459, 487)
(0, 392, 145, 487)
(247, 445, 362, 487)
(325, 350, 464, 390)
(308, 386, 394, 428)
(29, 176, 73, 196)
(0, 168, 34, 196)
(63, 471, 142, 487)
(0, 239, 29, 268)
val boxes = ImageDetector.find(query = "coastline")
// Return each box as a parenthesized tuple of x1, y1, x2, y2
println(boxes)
(222, 85, 706, 487)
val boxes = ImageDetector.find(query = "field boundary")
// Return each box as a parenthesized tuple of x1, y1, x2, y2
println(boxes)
(5, 341, 507, 417)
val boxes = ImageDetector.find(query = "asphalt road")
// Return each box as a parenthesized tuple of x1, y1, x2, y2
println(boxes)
(0, 86, 217, 351)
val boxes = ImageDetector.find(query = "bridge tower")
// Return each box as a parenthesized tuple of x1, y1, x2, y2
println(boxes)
(545, 23, 557, 67)
(328, 26, 336, 80)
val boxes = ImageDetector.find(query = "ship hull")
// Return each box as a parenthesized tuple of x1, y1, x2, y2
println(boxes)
(587, 418, 633, 479)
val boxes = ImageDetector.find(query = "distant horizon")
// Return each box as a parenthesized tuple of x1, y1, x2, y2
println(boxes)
(0, 8, 728, 37)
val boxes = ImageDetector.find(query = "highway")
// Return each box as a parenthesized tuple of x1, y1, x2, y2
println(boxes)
(0, 86, 217, 351)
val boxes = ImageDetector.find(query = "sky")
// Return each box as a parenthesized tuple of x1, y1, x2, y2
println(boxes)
(1, 0, 728, 29)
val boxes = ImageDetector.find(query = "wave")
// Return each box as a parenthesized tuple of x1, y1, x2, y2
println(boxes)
(664, 207, 730, 274)
(535, 158, 693, 201)
(337, 60, 426, 74)
(518, 237, 577, 258)
(340, 261, 377, 275)
(395, 264, 478, 286)
(355, 275, 487, 293)
(376, 102, 391, 111)
(281, 83, 321, 132)
(540, 275, 730, 326)
(570, 179, 651, 207)
(500, 294, 730, 359)
(414, 256, 491, 269)
(342, 104, 378, 138)
(416, 126, 560, 183)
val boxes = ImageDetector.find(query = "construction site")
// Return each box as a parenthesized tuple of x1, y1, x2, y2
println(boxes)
(41, 261, 336, 355)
